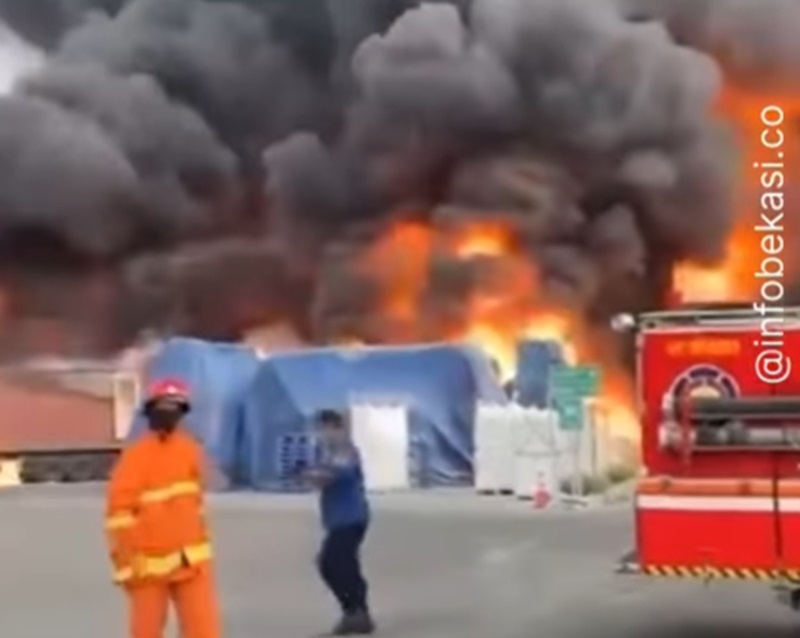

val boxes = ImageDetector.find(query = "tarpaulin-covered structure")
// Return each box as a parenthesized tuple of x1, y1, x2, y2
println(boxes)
(515, 340, 566, 407)
(240, 344, 507, 490)
(128, 337, 261, 484)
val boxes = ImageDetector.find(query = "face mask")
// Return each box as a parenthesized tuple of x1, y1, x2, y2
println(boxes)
(147, 408, 181, 434)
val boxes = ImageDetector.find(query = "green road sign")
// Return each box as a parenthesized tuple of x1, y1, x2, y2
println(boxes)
(549, 365, 601, 430)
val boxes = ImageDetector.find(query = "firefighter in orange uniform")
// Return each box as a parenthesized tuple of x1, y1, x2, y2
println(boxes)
(105, 378, 221, 638)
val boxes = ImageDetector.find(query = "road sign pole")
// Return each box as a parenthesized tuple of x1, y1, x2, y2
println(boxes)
(572, 430, 581, 499)
(572, 397, 597, 499)
(548, 365, 601, 505)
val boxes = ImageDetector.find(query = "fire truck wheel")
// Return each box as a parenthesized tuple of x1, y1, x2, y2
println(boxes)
(790, 588, 800, 610)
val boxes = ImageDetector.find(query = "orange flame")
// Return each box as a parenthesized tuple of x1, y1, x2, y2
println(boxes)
(366, 220, 432, 321)
(673, 227, 763, 302)
(454, 222, 513, 258)
(355, 220, 433, 341)
(461, 312, 578, 383)
(358, 219, 641, 441)
(673, 84, 799, 303)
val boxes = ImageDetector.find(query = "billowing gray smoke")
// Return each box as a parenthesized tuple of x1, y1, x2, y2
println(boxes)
(266, 0, 730, 342)
(0, 0, 789, 357)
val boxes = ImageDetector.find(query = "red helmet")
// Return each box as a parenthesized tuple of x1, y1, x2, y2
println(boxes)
(145, 377, 190, 407)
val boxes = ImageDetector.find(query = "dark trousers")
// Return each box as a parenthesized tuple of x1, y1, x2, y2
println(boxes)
(317, 522, 369, 614)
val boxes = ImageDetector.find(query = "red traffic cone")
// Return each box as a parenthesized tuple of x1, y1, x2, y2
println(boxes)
(532, 474, 552, 509)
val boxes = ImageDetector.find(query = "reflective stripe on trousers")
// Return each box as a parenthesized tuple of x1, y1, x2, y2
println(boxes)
(114, 542, 213, 583)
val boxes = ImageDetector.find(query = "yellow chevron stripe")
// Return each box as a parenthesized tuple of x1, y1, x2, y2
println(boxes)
(640, 565, 796, 580)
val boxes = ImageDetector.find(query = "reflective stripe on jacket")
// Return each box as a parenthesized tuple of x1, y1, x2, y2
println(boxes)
(105, 428, 211, 584)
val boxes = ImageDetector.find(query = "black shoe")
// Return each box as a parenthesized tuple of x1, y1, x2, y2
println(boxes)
(330, 615, 352, 636)
(347, 609, 375, 635)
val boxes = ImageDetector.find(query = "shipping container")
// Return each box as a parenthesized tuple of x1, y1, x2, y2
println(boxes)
(0, 364, 139, 482)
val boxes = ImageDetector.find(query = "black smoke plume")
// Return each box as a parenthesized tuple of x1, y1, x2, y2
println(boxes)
(0, 0, 791, 357)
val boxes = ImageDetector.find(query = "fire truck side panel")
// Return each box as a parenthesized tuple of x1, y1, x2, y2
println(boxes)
(641, 326, 800, 478)
(637, 323, 800, 572)
(781, 509, 800, 567)
(636, 508, 778, 569)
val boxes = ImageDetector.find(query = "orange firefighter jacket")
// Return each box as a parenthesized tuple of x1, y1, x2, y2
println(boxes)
(104, 428, 212, 585)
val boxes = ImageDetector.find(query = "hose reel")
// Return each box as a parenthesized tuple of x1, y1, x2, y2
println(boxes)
(659, 396, 800, 451)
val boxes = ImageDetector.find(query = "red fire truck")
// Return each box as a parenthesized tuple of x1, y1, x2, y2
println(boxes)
(613, 305, 800, 607)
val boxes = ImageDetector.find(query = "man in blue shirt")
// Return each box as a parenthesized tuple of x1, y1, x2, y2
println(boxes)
(305, 409, 374, 635)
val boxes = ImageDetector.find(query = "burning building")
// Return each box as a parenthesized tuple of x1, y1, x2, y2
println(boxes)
(0, 0, 798, 440)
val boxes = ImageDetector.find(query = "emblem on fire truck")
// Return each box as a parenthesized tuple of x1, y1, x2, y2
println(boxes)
(668, 365, 739, 402)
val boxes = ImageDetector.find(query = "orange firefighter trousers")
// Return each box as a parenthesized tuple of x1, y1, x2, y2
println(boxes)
(126, 565, 220, 638)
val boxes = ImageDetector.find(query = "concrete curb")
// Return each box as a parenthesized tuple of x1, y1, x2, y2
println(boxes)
(602, 479, 636, 505)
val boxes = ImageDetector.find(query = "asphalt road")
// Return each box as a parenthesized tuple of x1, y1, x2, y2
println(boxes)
(0, 486, 798, 638)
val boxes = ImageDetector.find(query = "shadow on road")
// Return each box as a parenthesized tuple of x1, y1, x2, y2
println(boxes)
(651, 621, 800, 638)
(581, 619, 800, 638)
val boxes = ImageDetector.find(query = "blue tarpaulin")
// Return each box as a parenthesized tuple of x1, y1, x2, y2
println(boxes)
(515, 340, 566, 407)
(240, 343, 507, 491)
(128, 337, 261, 482)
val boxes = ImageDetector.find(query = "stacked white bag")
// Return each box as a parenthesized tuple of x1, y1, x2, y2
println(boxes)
(474, 402, 567, 499)
(474, 402, 519, 492)
(511, 407, 560, 499)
